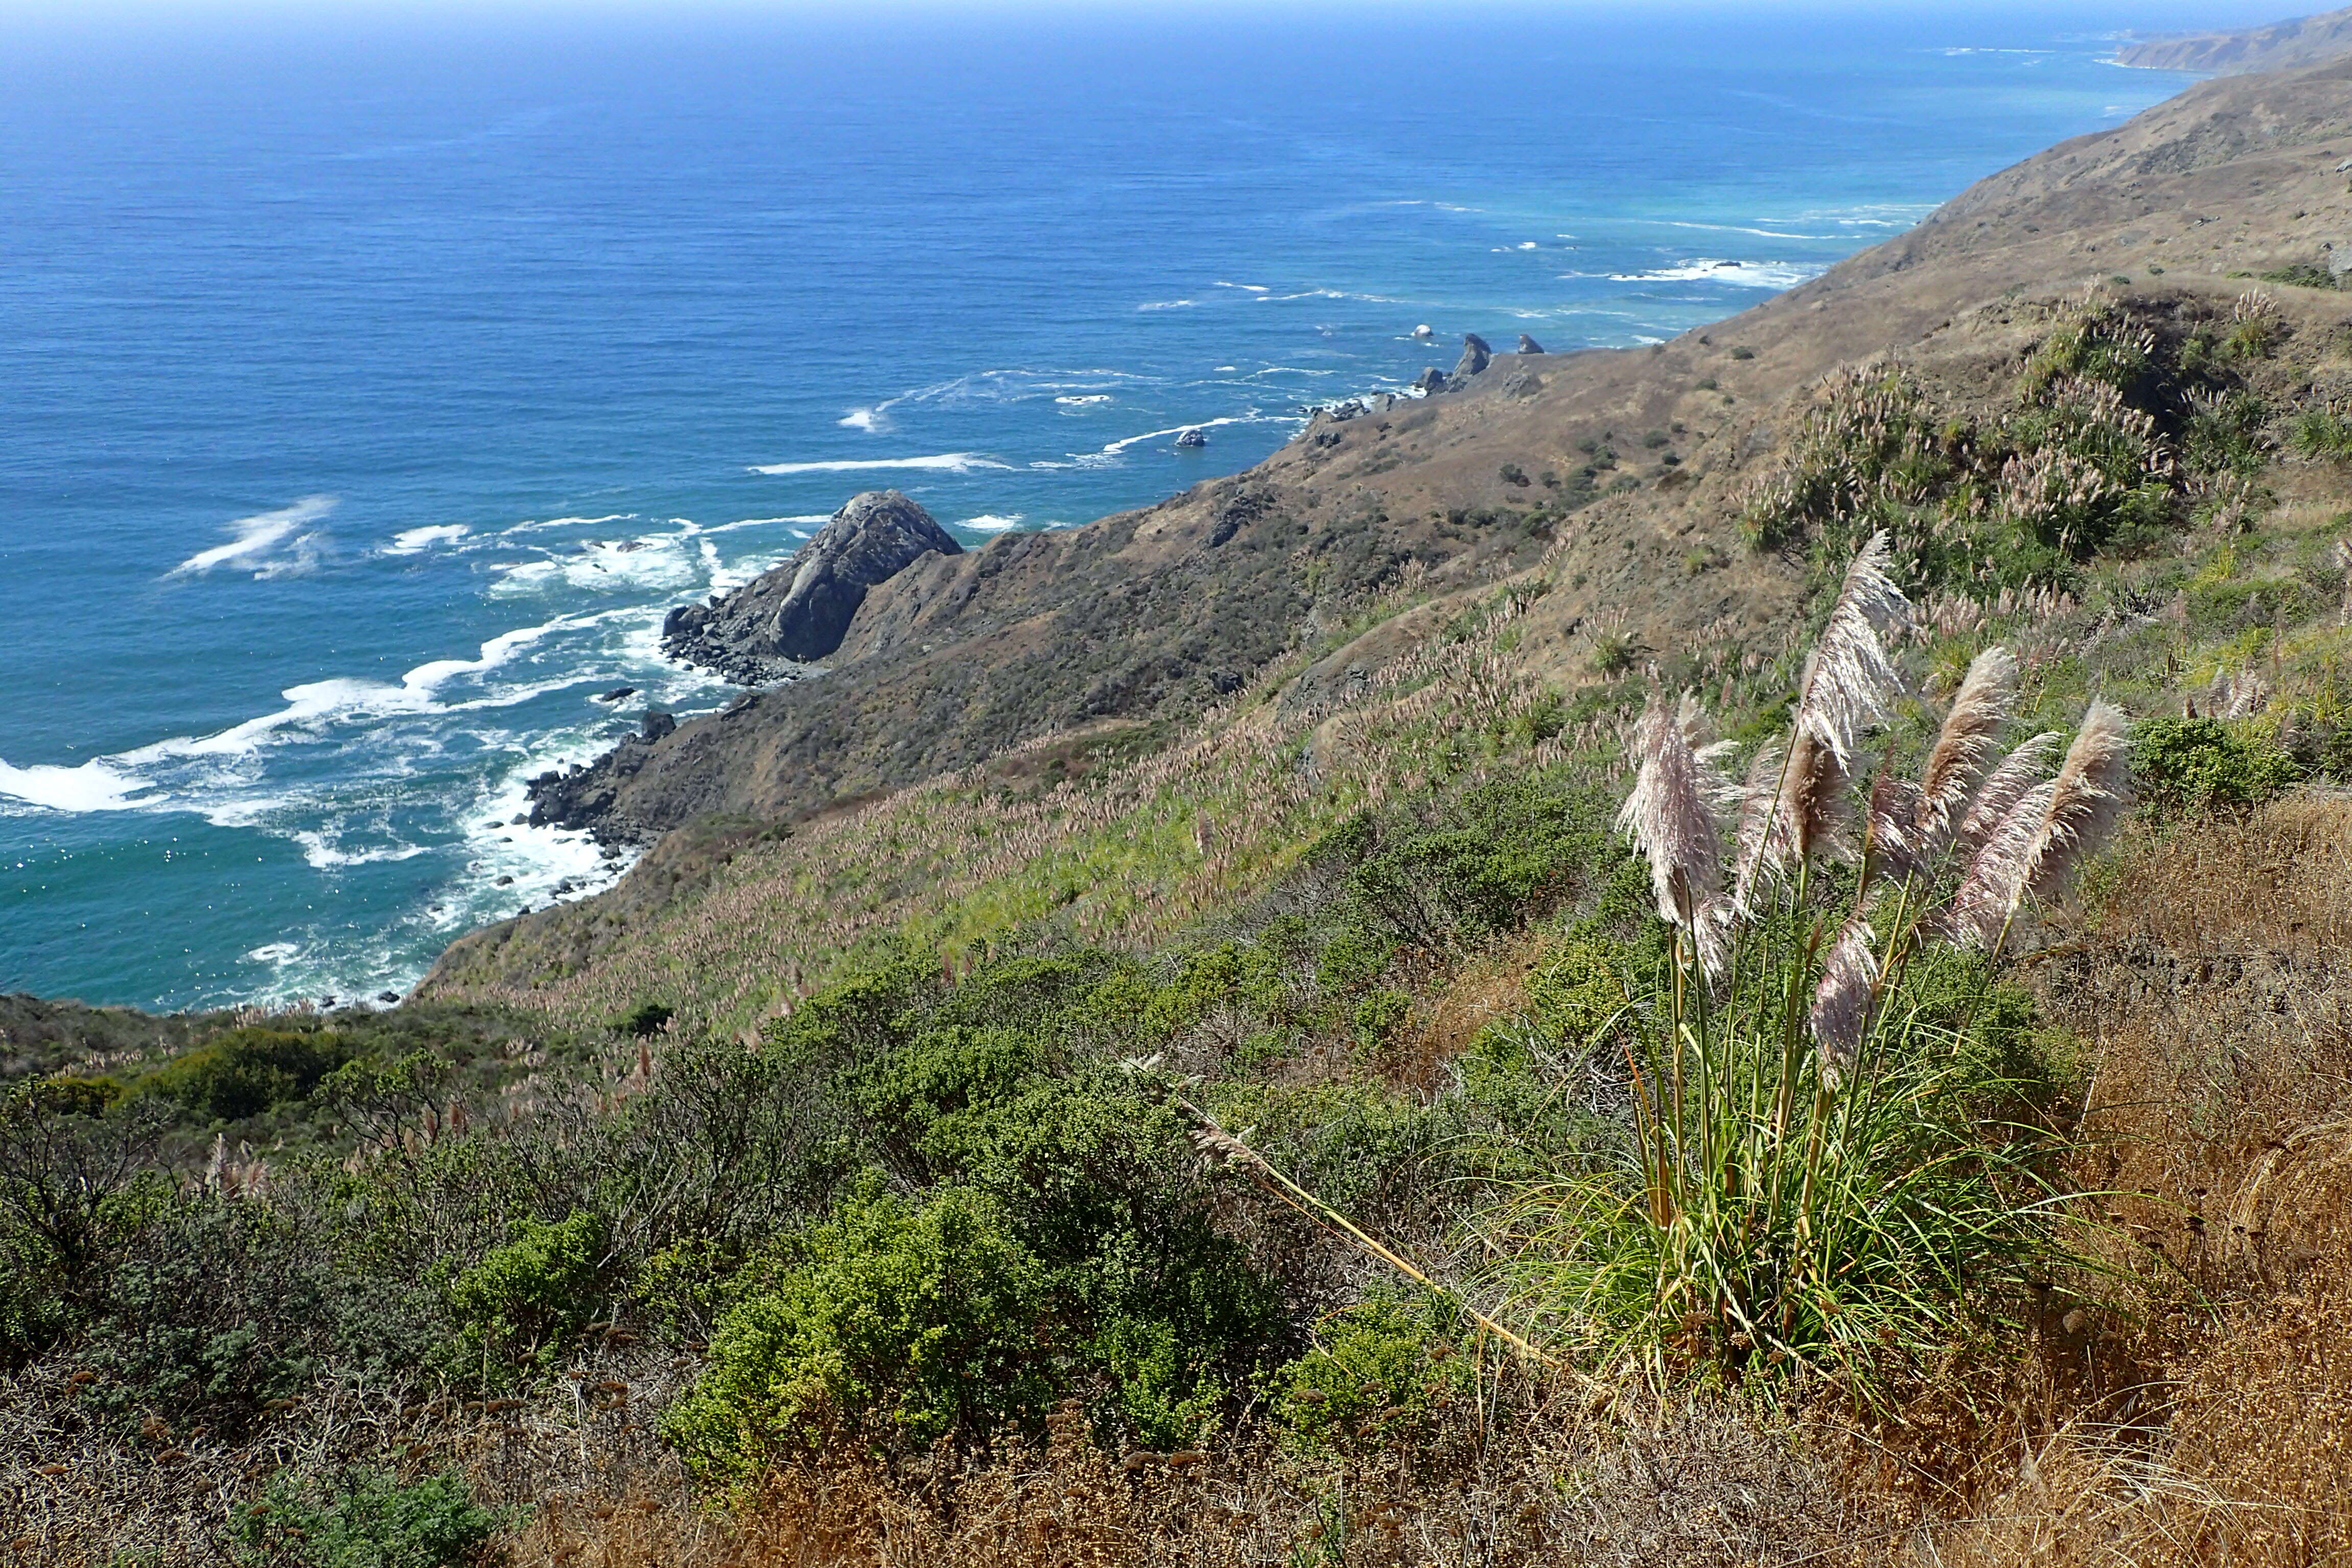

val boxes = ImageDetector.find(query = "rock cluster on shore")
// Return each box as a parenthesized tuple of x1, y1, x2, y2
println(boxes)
(660, 489, 962, 684)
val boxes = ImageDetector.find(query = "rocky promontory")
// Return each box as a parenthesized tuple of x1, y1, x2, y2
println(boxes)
(660, 489, 962, 683)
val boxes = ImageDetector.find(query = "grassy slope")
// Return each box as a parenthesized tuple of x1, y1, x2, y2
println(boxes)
(12, 51, 2352, 1568)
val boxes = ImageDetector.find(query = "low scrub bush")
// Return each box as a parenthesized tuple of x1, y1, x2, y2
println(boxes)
(1276, 1286, 1474, 1454)
(2132, 716, 2300, 815)
(231, 1467, 506, 1568)
(663, 1180, 1051, 1475)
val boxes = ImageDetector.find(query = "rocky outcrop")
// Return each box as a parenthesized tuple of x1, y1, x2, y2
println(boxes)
(1455, 333, 1493, 379)
(660, 490, 962, 683)
(1517, 334, 1547, 355)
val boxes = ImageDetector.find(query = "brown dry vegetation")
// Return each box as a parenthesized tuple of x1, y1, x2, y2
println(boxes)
(18, 51, 2352, 1568)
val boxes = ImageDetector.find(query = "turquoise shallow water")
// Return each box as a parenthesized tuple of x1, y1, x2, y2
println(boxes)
(0, 4, 2248, 1009)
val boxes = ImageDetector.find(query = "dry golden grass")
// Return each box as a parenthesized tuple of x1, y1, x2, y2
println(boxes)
(509, 1392, 1907, 1568)
(1917, 792, 2352, 1566)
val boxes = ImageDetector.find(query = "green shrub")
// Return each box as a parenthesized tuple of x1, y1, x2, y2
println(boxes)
(663, 1181, 1049, 1475)
(231, 1468, 505, 1568)
(2290, 405, 2352, 461)
(1525, 940, 1631, 1050)
(1276, 1287, 1474, 1455)
(445, 1210, 608, 1373)
(1351, 988, 1412, 1047)
(143, 1028, 353, 1123)
(1338, 778, 1607, 953)
(2132, 717, 2300, 815)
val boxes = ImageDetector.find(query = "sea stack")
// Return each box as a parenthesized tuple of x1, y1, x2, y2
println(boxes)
(1454, 333, 1492, 379)
(660, 489, 962, 682)
(1517, 333, 1547, 354)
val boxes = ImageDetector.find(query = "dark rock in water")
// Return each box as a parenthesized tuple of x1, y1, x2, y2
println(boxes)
(377, 990, 400, 1004)
(1412, 366, 1448, 394)
(494, 875, 513, 887)
(1517, 334, 1547, 355)
(1174, 428, 1208, 448)
(595, 685, 635, 703)
(1455, 333, 1492, 379)
(641, 710, 676, 743)
(661, 489, 963, 682)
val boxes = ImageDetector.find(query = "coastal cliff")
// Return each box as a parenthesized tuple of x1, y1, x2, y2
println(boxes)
(2117, 3, 2352, 72)
(500, 51, 2352, 852)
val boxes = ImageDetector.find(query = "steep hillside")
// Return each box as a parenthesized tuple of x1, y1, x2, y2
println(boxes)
(16, 45, 2352, 1568)
(2118, 3, 2352, 71)
(438, 50, 2352, 1011)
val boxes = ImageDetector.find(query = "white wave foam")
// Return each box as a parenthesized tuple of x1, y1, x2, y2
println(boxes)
(1213, 281, 1271, 292)
(1091, 411, 1295, 460)
(1139, 299, 1197, 310)
(290, 831, 431, 871)
(1662, 219, 1836, 240)
(748, 453, 1013, 476)
(839, 407, 888, 432)
(500, 513, 633, 535)
(0, 758, 158, 812)
(960, 513, 1025, 531)
(1055, 394, 1113, 406)
(1608, 258, 1826, 290)
(1255, 288, 1404, 304)
(385, 524, 472, 555)
(169, 496, 336, 577)
(244, 942, 300, 964)
(487, 535, 703, 597)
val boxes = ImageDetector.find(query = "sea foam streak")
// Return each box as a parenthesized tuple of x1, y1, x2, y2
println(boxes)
(748, 453, 1013, 475)
(1607, 259, 1826, 289)
(169, 496, 337, 577)
(385, 524, 472, 555)
(0, 759, 157, 813)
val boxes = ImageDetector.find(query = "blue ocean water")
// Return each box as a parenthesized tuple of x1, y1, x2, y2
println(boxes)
(0, 4, 2256, 1010)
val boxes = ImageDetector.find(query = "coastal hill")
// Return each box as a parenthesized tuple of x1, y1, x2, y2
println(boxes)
(2117, 2, 2352, 71)
(507, 52, 2352, 851)
(16, 34, 2352, 1568)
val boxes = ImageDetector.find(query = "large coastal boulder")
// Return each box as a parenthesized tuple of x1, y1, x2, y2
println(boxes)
(662, 489, 962, 682)
(1454, 333, 1492, 379)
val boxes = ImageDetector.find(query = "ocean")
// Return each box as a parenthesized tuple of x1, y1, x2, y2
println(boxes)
(0, 2, 2260, 1011)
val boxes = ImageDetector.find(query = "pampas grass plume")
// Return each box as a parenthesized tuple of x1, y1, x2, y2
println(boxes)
(1810, 916, 1879, 1075)
(1618, 687, 1727, 924)
(1916, 646, 2016, 849)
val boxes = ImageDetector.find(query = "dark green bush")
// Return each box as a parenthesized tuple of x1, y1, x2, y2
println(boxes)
(1336, 778, 1607, 954)
(1275, 1287, 1473, 1455)
(445, 1210, 609, 1374)
(143, 1028, 354, 1124)
(662, 1180, 1050, 1474)
(231, 1468, 505, 1568)
(2132, 717, 2301, 816)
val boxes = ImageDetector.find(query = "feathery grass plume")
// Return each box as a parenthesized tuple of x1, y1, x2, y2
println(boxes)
(1729, 737, 1785, 914)
(1734, 721, 1857, 909)
(1809, 917, 1879, 1079)
(1915, 646, 2017, 850)
(1948, 701, 2132, 949)
(1950, 779, 2056, 950)
(1955, 730, 2062, 856)
(1865, 764, 1925, 889)
(1617, 686, 1727, 925)
(1791, 529, 1910, 766)
(2023, 698, 2132, 901)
